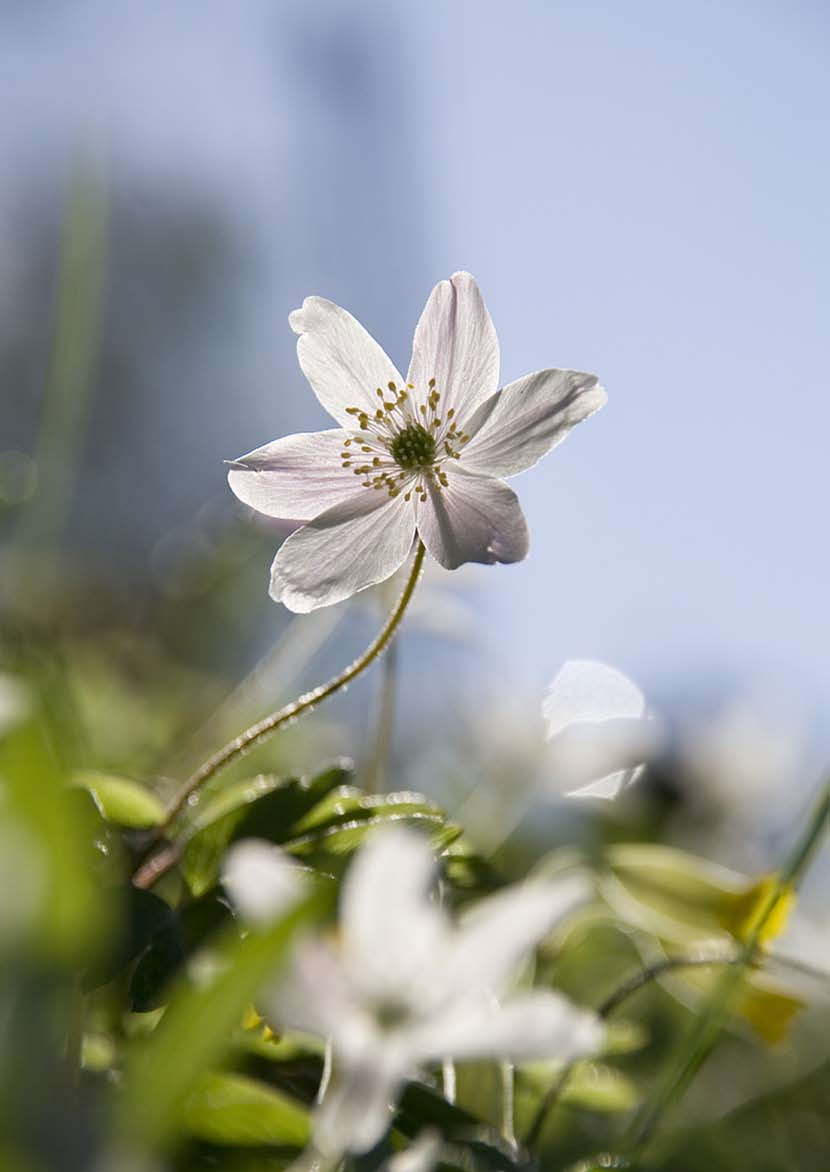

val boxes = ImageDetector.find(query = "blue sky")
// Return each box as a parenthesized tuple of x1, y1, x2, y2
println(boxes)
(2, 0, 828, 719)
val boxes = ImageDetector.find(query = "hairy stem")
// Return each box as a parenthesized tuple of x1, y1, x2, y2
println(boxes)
(133, 541, 426, 890)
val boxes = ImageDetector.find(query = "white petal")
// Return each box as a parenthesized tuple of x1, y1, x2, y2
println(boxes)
(461, 369, 607, 478)
(409, 990, 604, 1064)
(227, 430, 358, 524)
(542, 661, 661, 800)
(314, 1024, 406, 1156)
(543, 660, 647, 735)
(448, 876, 589, 995)
(269, 938, 357, 1038)
(290, 297, 405, 428)
(416, 469, 528, 570)
(406, 272, 499, 423)
(552, 722, 655, 800)
(270, 490, 416, 612)
(221, 840, 303, 927)
(342, 827, 448, 1005)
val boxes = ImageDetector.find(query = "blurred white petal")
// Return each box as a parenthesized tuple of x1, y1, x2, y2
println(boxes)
(221, 839, 303, 927)
(543, 660, 662, 799)
(341, 827, 449, 1006)
(313, 1020, 407, 1157)
(448, 876, 589, 994)
(410, 990, 603, 1063)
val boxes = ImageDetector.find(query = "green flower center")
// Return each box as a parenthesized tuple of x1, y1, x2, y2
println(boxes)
(390, 423, 437, 471)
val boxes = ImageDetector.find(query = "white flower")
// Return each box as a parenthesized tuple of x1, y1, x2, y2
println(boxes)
(263, 826, 603, 1155)
(228, 272, 606, 612)
(221, 839, 305, 927)
(542, 660, 663, 799)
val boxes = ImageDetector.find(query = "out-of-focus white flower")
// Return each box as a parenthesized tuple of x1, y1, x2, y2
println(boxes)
(542, 660, 663, 799)
(228, 272, 605, 612)
(221, 839, 304, 927)
(263, 826, 603, 1155)
(677, 690, 807, 821)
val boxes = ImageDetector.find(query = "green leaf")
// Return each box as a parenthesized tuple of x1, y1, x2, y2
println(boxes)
(180, 1071, 310, 1148)
(72, 770, 166, 828)
(0, 720, 110, 964)
(519, 1060, 641, 1114)
(603, 844, 788, 945)
(602, 1020, 650, 1056)
(395, 1082, 518, 1172)
(83, 885, 179, 993)
(559, 1062, 641, 1114)
(278, 788, 460, 872)
(117, 890, 328, 1150)
(181, 763, 352, 896)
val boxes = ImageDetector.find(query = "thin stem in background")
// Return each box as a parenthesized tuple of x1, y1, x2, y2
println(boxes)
(365, 635, 398, 795)
(16, 151, 108, 549)
(133, 541, 427, 890)
(523, 951, 736, 1150)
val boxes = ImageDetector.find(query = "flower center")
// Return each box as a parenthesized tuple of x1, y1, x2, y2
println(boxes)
(390, 423, 437, 471)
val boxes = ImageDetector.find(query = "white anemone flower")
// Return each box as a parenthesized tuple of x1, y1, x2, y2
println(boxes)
(543, 660, 664, 799)
(262, 826, 603, 1155)
(228, 272, 606, 612)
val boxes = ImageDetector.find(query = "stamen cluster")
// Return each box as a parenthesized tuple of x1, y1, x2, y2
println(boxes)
(340, 378, 470, 504)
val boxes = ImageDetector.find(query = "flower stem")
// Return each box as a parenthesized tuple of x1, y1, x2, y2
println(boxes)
(365, 636, 398, 794)
(626, 779, 829, 1157)
(133, 541, 426, 890)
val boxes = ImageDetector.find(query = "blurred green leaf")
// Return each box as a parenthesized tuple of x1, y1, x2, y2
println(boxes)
(395, 1082, 518, 1171)
(182, 763, 352, 896)
(603, 844, 790, 945)
(560, 1063, 641, 1114)
(118, 890, 327, 1150)
(72, 770, 166, 828)
(603, 1020, 650, 1056)
(83, 885, 178, 993)
(180, 1071, 310, 1147)
(520, 1060, 641, 1114)
(0, 719, 110, 964)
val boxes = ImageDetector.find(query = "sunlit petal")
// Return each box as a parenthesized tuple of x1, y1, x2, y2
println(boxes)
(407, 272, 499, 421)
(416, 469, 529, 570)
(290, 296, 405, 428)
(462, 369, 606, 478)
(270, 490, 415, 612)
(227, 429, 357, 524)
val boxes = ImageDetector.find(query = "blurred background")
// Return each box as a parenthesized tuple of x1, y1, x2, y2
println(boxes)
(0, 3, 828, 1166)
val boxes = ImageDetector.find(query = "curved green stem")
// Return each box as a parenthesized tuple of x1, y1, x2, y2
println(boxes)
(133, 541, 426, 890)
